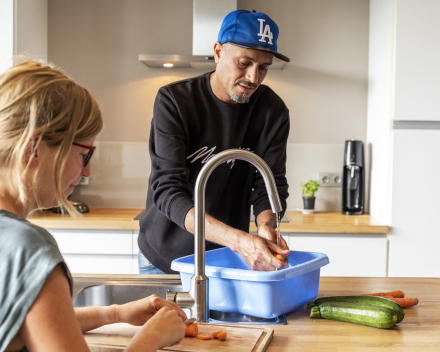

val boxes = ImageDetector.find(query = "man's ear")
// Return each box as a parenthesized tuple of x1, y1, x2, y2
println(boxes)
(213, 42, 224, 64)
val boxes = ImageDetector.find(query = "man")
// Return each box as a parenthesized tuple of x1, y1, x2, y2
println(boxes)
(139, 10, 291, 274)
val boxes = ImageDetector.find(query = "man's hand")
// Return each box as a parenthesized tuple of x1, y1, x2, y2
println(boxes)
(257, 223, 289, 251)
(184, 207, 289, 271)
(115, 294, 187, 326)
(236, 233, 289, 271)
(256, 209, 290, 251)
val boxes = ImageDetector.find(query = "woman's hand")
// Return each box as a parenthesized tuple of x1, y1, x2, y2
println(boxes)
(126, 307, 186, 352)
(144, 307, 186, 348)
(115, 294, 187, 326)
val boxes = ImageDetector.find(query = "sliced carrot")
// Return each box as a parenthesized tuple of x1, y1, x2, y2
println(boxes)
(217, 331, 227, 341)
(275, 254, 284, 261)
(381, 296, 419, 308)
(211, 330, 224, 338)
(197, 334, 212, 340)
(360, 290, 405, 298)
(185, 323, 198, 337)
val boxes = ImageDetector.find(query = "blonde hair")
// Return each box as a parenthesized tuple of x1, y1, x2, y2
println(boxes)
(0, 60, 103, 215)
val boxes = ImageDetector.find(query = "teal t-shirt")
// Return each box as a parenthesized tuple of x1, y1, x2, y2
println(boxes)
(0, 210, 73, 352)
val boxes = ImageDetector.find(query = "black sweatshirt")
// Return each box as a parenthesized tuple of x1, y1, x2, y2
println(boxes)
(138, 71, 289, 273)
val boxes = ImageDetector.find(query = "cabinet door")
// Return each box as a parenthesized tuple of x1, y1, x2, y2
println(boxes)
(50, 230, 132, 255)
(394, 0, 440, 121)
(389, 130, 440, 277)
(287, 234, 387, 277)
(62, 254, 134, 274)
(49, 230, 136, 274)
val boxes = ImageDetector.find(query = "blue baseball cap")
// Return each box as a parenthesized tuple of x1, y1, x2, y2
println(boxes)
(218, 10, 290, 62)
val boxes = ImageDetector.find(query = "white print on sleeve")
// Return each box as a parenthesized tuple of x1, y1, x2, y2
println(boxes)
(187, 146, 254, 169)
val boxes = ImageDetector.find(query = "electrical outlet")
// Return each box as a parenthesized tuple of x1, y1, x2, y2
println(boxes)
(317, 172, 342, 187)
(78, 176, 89, 185)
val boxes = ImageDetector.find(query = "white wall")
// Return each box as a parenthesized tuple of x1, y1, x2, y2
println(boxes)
(15, 0, 48, 61)
(0, 0, 14, 70)
(0, 0, 48, 70)
(47, 0, 370, 210)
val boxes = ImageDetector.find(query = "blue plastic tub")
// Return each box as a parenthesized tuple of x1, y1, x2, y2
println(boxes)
(171, 247, 329, 318)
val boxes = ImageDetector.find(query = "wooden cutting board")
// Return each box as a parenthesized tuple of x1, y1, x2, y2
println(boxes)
(84, 323, 273, 352)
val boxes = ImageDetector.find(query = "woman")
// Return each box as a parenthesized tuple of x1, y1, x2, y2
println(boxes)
(0, 61, 187, 352)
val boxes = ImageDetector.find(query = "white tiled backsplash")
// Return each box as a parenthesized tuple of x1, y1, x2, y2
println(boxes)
(71, 142, 346, 211)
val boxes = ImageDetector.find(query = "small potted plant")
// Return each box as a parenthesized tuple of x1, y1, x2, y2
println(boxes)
(301, 180, 320, 210)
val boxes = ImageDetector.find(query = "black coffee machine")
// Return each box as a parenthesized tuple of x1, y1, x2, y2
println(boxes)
(342, 140, 365, 215)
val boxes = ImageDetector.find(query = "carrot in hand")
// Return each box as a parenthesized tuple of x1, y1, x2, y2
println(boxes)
(197, 334, 212, 340)
(360, 290, 405, 298)
(211, 330, 224, 338)
(275, 254, 284, 261)
(381, 296, 419, 308)
(185, 323, 198, 337)
(217, 331, 227, 341)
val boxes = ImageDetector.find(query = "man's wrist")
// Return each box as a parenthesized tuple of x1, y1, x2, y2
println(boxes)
(256, 210, 277, 229)
(258, 221, 275, 229)
(229, 229, 249, 252)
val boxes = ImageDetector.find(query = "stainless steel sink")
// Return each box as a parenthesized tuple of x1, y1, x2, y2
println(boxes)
(73, 284, 286, 324)
(73, 283, 183, 308)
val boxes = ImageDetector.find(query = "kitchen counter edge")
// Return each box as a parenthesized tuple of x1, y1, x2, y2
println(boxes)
(27, 208, 389, 234)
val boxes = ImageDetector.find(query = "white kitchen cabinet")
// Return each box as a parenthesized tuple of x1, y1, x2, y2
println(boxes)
(50, 229, 388, 276)
(394, 0, 440, 121)
(62, 254, 134, 275)
(286, 233, 388, 277)
(49, 229, 140, 274)
(389, 130, 440, 277)
(50, 229, 133, 255)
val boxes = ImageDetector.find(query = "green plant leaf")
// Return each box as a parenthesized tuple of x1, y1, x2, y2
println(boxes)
(300, 180, 320, 197)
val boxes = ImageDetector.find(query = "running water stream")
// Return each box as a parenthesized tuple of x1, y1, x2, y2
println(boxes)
(276, 212, 281, 271)
(276, 212, 281, 247)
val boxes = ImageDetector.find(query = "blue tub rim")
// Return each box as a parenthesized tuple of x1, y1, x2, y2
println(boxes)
(171, 247, 329, 282)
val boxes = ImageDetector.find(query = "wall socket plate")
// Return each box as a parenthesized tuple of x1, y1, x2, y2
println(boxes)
(78, 176, 89, 185)
(318, 172, 342, 187)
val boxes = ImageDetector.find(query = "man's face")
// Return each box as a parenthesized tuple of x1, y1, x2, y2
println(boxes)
(212, 43, 273, 104)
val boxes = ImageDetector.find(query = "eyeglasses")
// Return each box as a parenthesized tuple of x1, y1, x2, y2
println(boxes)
(72, 142, 96, 168)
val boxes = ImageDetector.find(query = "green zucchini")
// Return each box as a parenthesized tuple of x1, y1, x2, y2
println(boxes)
(310, 302, 397, 329)
(307, 295, 404, 323)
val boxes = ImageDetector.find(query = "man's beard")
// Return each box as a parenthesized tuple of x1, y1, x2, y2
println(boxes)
(229, 92, 250, 104)
(230, 80, 257, 104)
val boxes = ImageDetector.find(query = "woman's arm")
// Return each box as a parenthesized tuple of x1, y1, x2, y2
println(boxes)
(74, 294, 187, 332)
(17, 264, 187, 352)
(18, 264, 90, 352)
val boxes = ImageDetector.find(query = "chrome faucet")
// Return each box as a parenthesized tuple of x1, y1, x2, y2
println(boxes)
(166, 149, 283, 322)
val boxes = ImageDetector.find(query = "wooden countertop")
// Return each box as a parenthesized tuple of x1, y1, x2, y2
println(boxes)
(28, 208, 143, 230)
(27, 208, 389, 234)
(72, 276, 439, 351)
(279, 277, 440, 351)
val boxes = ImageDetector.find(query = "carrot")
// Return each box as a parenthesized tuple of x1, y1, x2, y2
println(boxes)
(217, 331, 227, 341)
(381, 296, 419, 308)
(275, 254, 284, 261)
(197, 334, 212, 340)
(360, 290, 405, 298)
(211, 330, 224, 338)
(185, 323, 198, 337)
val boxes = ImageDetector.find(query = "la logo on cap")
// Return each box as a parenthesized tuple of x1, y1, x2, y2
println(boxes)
(257, 19, 273, 45)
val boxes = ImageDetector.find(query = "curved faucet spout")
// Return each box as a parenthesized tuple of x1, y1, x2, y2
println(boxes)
(169, 149, 283, 322)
